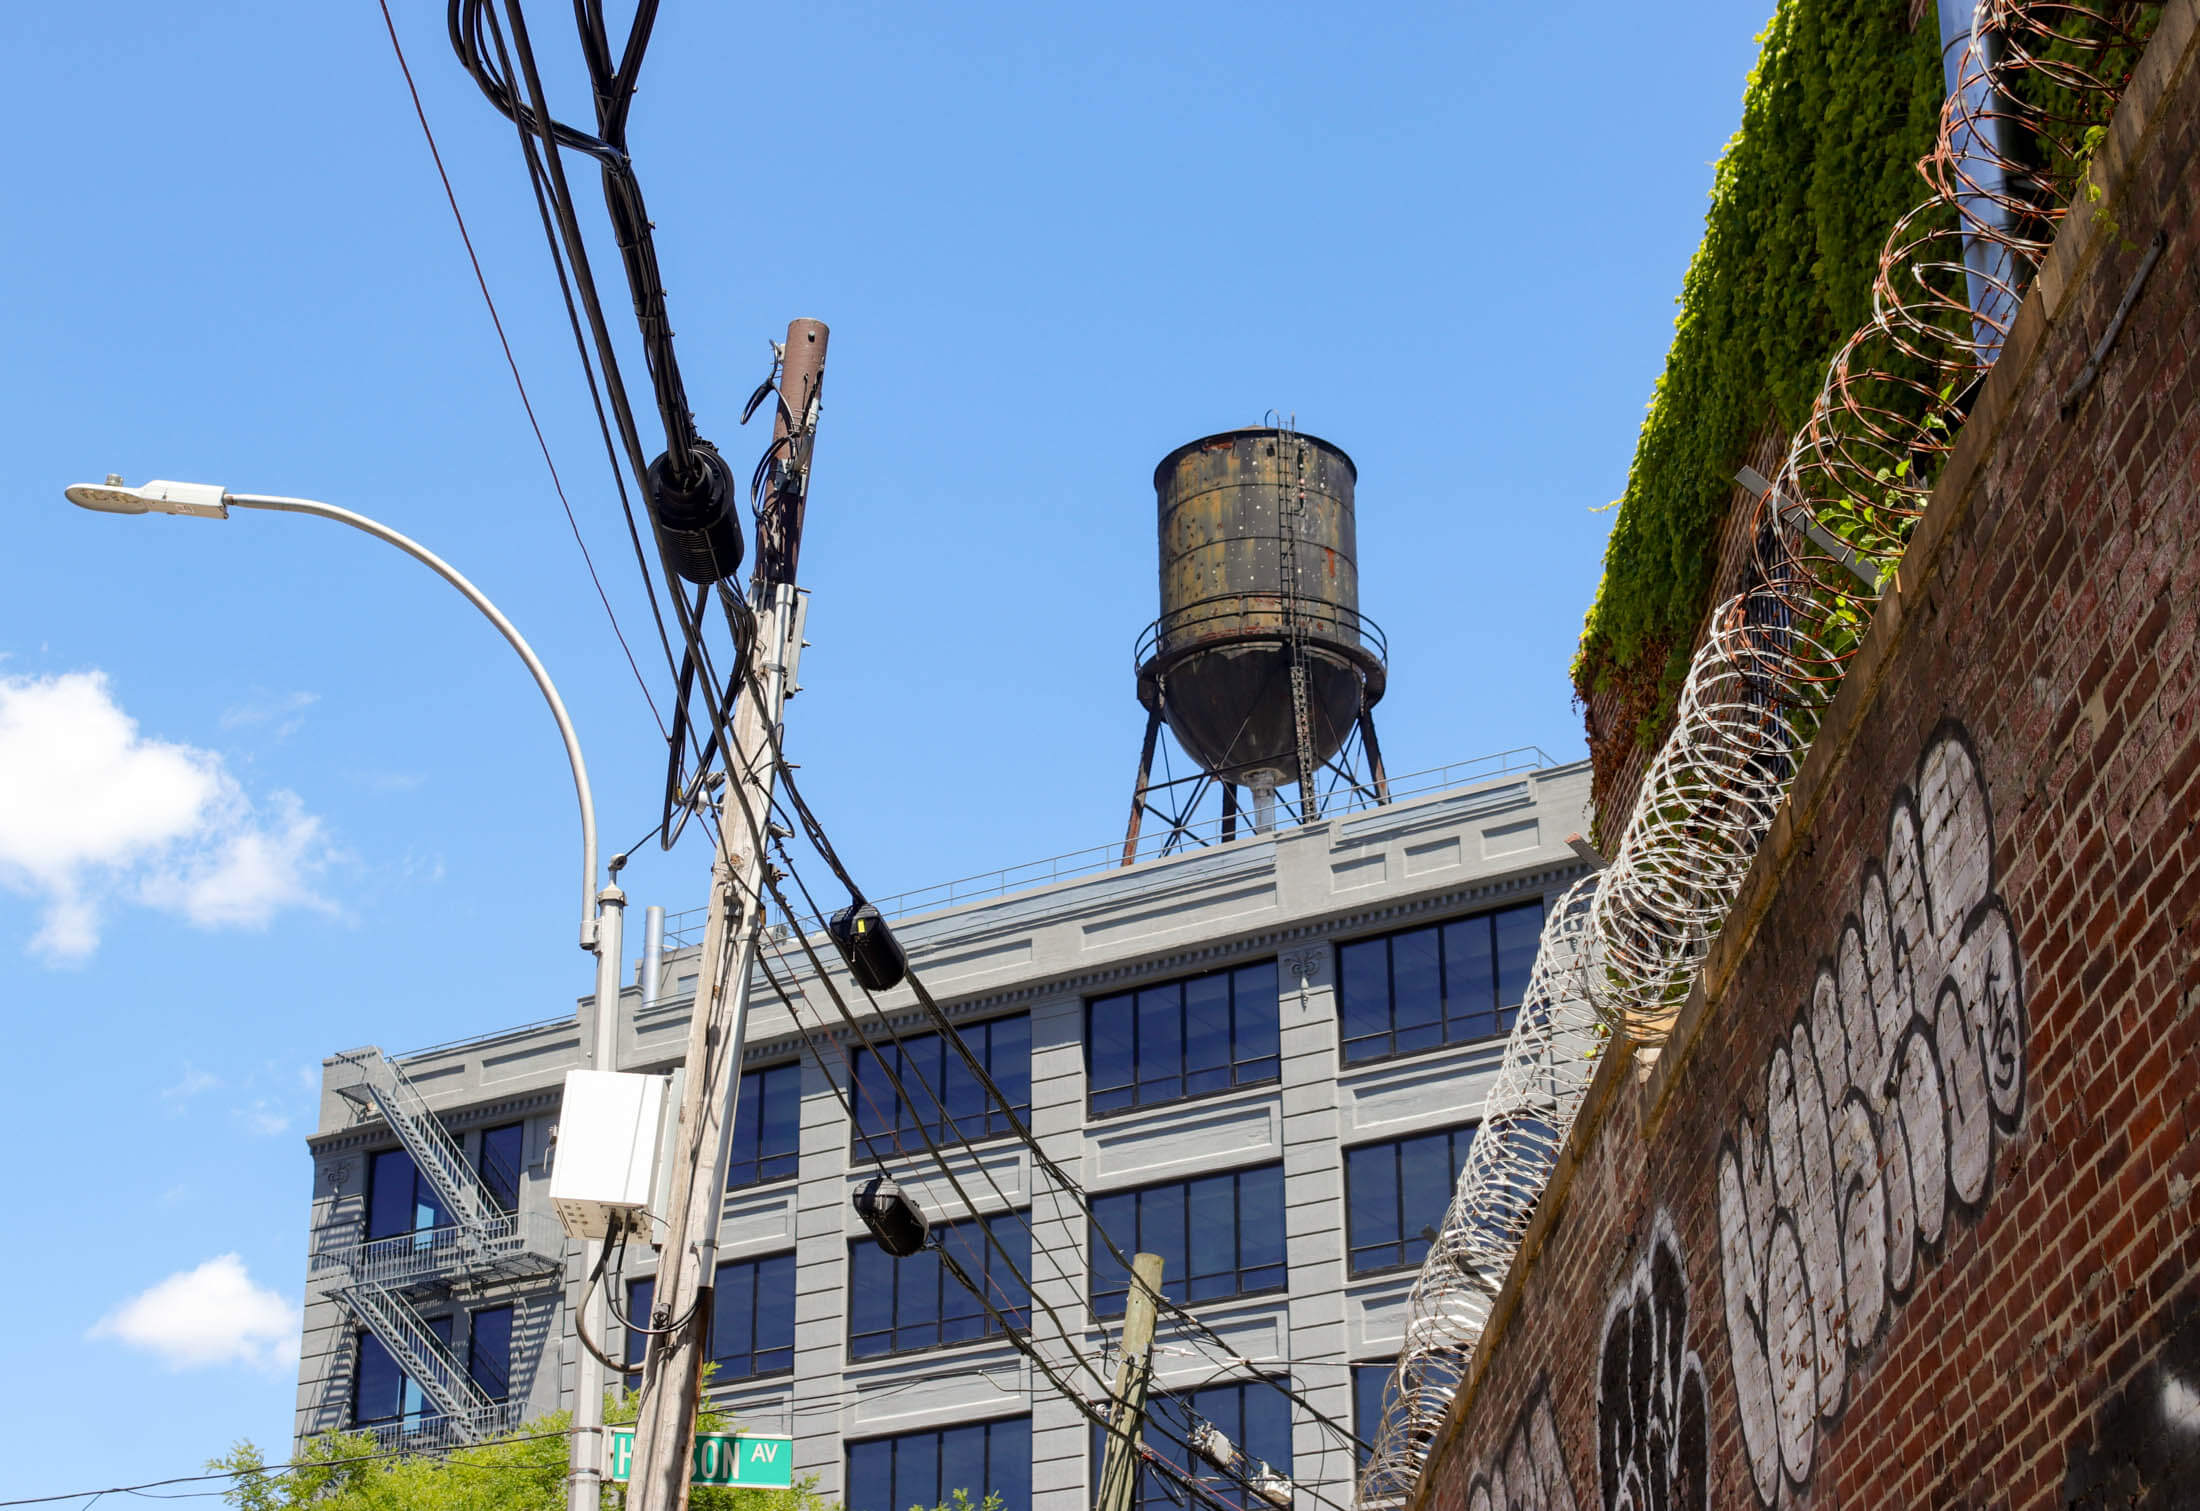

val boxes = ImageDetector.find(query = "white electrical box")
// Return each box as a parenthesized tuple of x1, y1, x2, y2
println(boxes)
(549, 1070, 668, 1240)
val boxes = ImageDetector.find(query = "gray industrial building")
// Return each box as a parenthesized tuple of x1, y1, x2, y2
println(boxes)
(293, 423, 1591, 1511)
(294, 753, 1591, 1511)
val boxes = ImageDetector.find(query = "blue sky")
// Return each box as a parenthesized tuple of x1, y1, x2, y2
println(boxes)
(0, 0, 1772, 1496)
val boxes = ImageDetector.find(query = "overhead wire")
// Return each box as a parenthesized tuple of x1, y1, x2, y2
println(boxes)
(373, 0, 667, 736)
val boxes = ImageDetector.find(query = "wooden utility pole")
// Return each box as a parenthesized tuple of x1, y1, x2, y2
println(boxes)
(627, 320, 827, 1511)
(1094, 1254, 1166, 1511)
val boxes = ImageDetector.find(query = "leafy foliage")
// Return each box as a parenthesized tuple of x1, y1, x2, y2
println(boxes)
(1572, 2, 1943, 746)
(210, 1389, 833, 1511)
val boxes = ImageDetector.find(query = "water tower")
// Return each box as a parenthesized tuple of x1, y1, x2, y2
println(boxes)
(1123, 423, 1391, 863)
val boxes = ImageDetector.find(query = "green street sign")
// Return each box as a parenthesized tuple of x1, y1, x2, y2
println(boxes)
(607, 1428, 796, 1489)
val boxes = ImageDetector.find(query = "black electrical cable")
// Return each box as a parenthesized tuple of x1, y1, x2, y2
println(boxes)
(373, 0, 668, 738)
(728, 658, 1373, 1459)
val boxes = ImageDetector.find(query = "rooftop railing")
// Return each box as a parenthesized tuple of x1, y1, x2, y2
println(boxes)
(662, 744, 1561, 949)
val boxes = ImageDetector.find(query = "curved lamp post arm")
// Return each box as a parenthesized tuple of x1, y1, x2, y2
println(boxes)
(63, 476, 600, 949)
(226, 493, 600, 949)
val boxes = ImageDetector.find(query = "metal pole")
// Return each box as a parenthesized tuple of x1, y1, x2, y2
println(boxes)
(1123, 705, 1163, 867)
(1095, 1254, 1166, 1511)
(569, 881, 627, 1511)
(224, 492, 601, 950)
(626, 584, 803, 1510)
(640, 904, 667, 1007)
(183, 489, 615, 1500)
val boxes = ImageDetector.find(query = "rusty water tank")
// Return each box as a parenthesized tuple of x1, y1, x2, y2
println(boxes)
(1136, 427, 1387, 786)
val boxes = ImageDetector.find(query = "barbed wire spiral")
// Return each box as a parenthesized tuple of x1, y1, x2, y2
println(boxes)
(1357, 3, 2151, 1502)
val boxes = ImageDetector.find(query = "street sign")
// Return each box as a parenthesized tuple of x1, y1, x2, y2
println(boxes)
(608, 1428, 796, 1489)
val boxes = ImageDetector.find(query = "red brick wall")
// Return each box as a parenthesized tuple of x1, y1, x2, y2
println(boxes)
(1417, 7, 2200, 1508)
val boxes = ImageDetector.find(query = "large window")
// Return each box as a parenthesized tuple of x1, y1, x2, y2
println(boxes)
(850, 1213, 1030, 1360)
(623, 1253, 796, 1388)
(852, 1015, 1030, 1159)
(1352, 1364, 1395, 1469)
(477, 1123, 524, 1213)
(1346, 1125, 1477, 1275)
(1090, 1381, 1292, 1511)
(468, 1305, 513, 1399)
(1090, 1165, 1285, 1318)
(845, 1417, 1031, 1511)
(1337, 899, 1545, 1064)
(729, 1063, 803, 1189)
(366, 1148, 451, 1241)
(354, 1315, 451, 1431)
(1087, 961, 1280, 1114)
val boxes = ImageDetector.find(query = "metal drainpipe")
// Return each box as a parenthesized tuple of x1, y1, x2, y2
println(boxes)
(1939, 0, 2018, 359)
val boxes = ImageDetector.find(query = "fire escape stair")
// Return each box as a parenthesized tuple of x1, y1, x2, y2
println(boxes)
(318, 1049, 568, 1448)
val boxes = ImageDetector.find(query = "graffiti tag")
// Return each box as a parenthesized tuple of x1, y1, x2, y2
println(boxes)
(1716, 725, 2025, 1505)
(1597, 1213, 1708, 1511)
(1466, 1383, 1580, 1511)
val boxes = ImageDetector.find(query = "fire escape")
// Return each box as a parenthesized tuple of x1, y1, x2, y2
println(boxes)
(313, 1050, 566, 1450)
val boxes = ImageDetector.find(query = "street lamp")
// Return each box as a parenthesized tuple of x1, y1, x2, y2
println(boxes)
(66, 474, 629, 1509)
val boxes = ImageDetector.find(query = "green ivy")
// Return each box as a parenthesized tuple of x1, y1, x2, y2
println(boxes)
(1572, 1, 1944, 748)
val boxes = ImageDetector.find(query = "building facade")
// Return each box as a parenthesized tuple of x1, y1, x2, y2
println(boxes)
(295, 757, 1592, 1511)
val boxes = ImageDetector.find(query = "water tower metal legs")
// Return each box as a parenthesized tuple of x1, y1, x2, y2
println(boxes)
(1357, 707, 1392, 804)
(1122, 706, 1164, 867)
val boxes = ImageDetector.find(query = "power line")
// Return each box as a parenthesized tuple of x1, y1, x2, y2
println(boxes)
(373, 0, 666, 738)
(0, 1432, 574, 1508)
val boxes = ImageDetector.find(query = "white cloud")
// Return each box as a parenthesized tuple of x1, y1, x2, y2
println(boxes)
(0, 670, 336, 963)
(162, 1066, 221, 1107)
(233, 1100, 290, 1137)
(88, 1254, 300, 1371)
(219, 689, 318, 738)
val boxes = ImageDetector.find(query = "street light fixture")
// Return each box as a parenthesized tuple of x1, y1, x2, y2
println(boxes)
(66, 473, 631, 1507)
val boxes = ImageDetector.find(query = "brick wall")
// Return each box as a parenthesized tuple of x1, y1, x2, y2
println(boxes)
(1417, 6, 2200, 1508)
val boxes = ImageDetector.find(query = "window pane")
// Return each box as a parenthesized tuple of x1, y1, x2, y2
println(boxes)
(367, 1150, 417, 1241)
(1397, 1132, 1454, 1268)
(1140, 1182, 1187, 1303)
(1134, 986, 1183, 1104)
(713, 1259, 757, 1372)
(1185, 1172, 1236, 1300)
(1183, 974, 1231, 1095)
(988, 1416, 1031, 1511)
(1339, 939, 1391, 1062)
(847, 1440, 891, 1511)
(1231, 963, 1280, 1078)
(1354, 1365, 1396, 1468)
(894, 1428, 938, 1511)
(728, 1082, 764, 1189)
(938, 1423, 986, 1509)
(1237, 1165, 1286, 1286)
(468, 1306, 512, 1399)
(903, 1035, 946, 1144)
(849, 1243, 895, 1359)
(477, 1124, 524, 1213)
(354, 1333, 404, 1425)
(1391, 927, 1442, 1053)
(987, 1014, 1031, 1136)
(760, 1063, 802, 1182)
(1088, 994, 1135, 1108)
(1091, 1194, 1134, 1318)
(940, 1221, 988, 1343)
(1347, 1143, 1401, 1272)
(1442, 915, 1498, 1040)
(756, 1253, 796, 1371)
(1494, 902, 1545, 1029)
(625, 1277, 654, 1381)
(852, 1047, 892, 1148)
(942, 1029, 987, 1144)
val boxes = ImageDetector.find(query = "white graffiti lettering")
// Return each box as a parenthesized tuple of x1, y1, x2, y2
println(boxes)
(1466, 1385, 1580, 1511)
(1716, 725, 2025, 1507)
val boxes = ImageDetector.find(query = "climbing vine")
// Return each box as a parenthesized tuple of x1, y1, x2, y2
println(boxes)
(1573, 1, 1943, 775)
